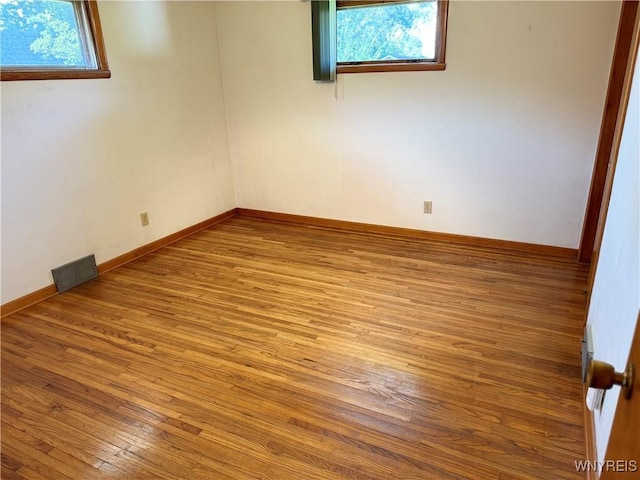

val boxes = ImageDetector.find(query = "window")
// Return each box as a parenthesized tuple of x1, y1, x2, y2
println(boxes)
(0, 0, 110, 81)
(337, 0, 447, 73)
(312, 0, 447, 80)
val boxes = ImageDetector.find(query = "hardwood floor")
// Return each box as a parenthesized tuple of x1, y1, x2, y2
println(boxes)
(1, 216, 590, 479)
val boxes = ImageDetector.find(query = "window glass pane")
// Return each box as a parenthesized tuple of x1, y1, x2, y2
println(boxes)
(337, 1, 438, 63)
(0, 0, 94, 68)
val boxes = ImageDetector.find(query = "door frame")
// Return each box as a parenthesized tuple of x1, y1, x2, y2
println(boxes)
(578, 0, 639, 266)
(582, 3, 640, 476)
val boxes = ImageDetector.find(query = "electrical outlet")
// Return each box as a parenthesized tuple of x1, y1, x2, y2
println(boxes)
(140, 212, 149, 226)
(423, 201, 433, 214)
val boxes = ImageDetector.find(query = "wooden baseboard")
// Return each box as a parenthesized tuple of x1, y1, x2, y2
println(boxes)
(97, 208, 237, 274)
(2, 206, 578, 319)
(236, 209, 578, 259)
(0, 284, 59, 320)
(583, 384, 599, 480)
(1, 208, 237, 319)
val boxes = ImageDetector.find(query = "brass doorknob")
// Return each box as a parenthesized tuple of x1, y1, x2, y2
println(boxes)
(587, 360, 635, 399)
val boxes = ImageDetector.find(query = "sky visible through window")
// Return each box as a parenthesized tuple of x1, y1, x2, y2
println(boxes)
(337, 1, 438, 63)
(0, 0, 89, 68)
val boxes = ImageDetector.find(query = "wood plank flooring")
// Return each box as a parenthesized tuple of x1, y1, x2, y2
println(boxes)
(1, 216, 590, 479)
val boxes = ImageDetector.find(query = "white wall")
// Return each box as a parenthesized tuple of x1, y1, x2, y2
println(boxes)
(587, 46, 639, 463)
(1, 1, 235, 304)
(216, 1, 619, 248)
(0, 1, 622, 305)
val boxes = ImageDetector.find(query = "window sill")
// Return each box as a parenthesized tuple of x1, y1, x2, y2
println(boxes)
(1, 69, 111, 82)
(337, 62, 446, 74)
